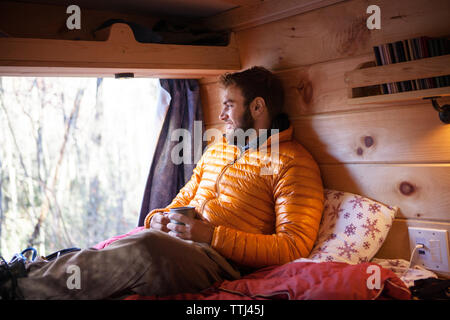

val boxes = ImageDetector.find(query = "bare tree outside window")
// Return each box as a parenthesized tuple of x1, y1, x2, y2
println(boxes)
(0, 76, 159, 258)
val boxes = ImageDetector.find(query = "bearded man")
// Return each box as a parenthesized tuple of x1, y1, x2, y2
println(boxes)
(147, 66, 324, 276)
(1, 66, 323, 300)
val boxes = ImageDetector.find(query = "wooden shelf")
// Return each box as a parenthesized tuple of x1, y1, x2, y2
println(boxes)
(347, 87, 450, 105)
(0, 23, 241, 78)
(344, 54, 450, 105)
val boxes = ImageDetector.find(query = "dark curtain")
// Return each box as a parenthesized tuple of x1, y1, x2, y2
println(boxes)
(138, 79, 205, 226)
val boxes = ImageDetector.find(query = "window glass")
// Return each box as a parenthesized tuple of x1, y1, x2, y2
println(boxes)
(0, 77, 159, 258)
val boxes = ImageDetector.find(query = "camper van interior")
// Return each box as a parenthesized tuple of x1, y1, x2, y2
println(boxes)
(0, 0, 449, 302)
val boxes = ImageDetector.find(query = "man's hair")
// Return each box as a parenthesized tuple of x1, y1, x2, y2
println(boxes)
(219, 66, 285, 121)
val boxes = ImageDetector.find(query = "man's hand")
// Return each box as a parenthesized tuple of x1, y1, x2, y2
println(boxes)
(149, 212, 170, 233)
(166, 213, 215, 244)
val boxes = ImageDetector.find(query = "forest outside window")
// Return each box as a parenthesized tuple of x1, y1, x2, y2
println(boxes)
(0, 76, 160, 259)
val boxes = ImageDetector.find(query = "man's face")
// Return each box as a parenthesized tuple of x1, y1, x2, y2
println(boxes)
(219, 85, 254, 140)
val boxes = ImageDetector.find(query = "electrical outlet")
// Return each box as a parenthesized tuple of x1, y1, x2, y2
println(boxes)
(408, 227, 449, 273)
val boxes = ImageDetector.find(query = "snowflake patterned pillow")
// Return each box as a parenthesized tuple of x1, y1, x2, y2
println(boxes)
(307, 189, 398, 264)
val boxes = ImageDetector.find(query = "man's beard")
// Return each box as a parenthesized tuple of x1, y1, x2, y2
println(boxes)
(226, 106, 255, 147)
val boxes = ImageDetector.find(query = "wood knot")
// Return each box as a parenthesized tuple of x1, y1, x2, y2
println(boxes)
(390, 15, 407, 20)
(294, 79, 313, 104)
(399, 181, 415, 196)
(364, 136, 374, 148)
(295, 82, 304, 92)
(356, 147, 363, 156)
(301, 80, 313, 104)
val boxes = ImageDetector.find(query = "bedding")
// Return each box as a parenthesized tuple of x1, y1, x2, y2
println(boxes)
(93, 226, 411, 300)
(124, 260, 411, 300)
(371, 258, 438, 288)
(92, 189, 414, 300)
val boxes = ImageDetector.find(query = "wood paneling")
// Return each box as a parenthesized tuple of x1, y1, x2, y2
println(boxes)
(320, 163, 450, 221)
(203, 0, 346, 32)
(199, 54, 450, 124)
(276, 55, 403, 116)
(291, 104, 450, 164)
(235, 0, 450, 70)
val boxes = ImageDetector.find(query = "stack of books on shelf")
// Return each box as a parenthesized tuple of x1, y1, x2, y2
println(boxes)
(373, 36, 450, 95)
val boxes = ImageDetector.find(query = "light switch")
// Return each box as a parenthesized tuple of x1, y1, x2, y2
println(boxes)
(429, 239, 442, 263)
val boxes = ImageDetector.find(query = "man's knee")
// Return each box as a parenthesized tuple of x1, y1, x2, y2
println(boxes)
(134, 229, 173, 248)
(118, 229, 185, 260)
(105, 229, 210, 269)
(106, 229, 165, 250)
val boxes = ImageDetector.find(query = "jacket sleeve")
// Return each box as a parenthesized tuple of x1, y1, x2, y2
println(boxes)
(144, 156, 204, 228)
(210, 155, 324, 268)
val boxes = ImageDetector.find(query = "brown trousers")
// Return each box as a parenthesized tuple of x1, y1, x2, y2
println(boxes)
(17, 229, 241, 299)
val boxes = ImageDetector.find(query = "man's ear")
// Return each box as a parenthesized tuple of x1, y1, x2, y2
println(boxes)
(250, 97, 267, 118)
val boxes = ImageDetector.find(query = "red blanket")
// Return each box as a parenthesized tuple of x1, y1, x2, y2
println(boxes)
(124, 261, 410, 300)
(93, 228, 411, 300)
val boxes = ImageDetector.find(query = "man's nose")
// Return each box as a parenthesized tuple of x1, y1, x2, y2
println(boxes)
(219, 109, 228, 122)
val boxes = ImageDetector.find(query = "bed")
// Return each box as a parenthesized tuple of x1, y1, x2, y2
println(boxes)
(93, 189, 437, 300)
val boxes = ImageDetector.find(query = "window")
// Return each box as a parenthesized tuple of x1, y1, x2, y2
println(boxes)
(0, 76, 160, 258)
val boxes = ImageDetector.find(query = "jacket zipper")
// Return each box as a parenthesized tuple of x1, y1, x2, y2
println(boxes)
(200, 146, 247, 216)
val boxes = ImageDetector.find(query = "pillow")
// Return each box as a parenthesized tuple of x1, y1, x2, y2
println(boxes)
(301, 189, 397, 264)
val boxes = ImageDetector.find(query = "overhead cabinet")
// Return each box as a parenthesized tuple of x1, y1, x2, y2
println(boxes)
(0, 23, 241, 78)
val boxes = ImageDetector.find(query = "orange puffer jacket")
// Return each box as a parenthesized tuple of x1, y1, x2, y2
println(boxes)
(144, 125, 324, 268)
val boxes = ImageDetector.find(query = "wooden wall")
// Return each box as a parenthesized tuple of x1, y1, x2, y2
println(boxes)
(199, 0, 450, 264)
